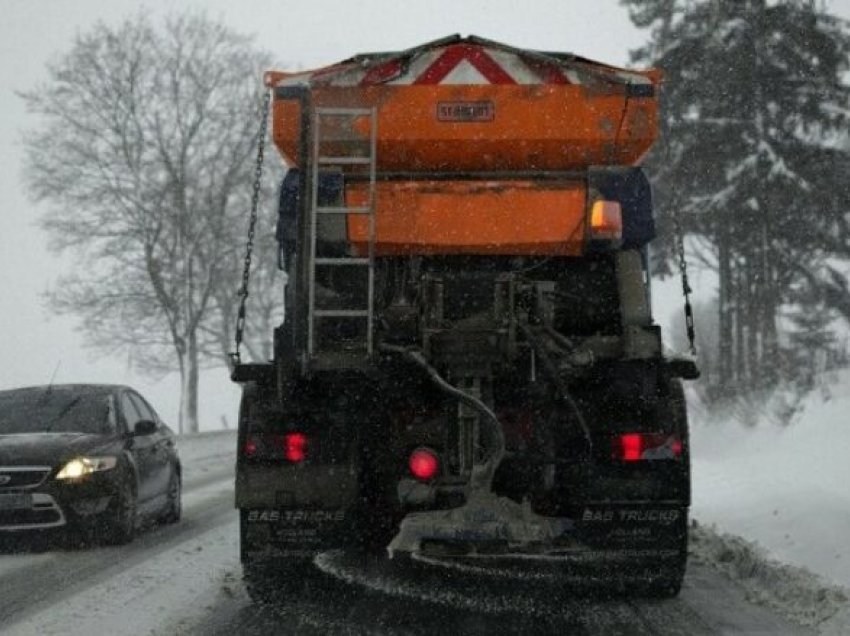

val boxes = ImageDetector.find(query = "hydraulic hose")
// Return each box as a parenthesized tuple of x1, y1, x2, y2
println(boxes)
(379, 343, 505, 491)
(517, 323, 593, 461)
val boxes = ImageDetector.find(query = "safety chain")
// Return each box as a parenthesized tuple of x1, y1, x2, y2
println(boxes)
(230, 88, 271, 367)
(671, 207, 697, 356)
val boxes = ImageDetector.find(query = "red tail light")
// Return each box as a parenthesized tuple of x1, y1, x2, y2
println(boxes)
(613, 433, 683, 462)
(243, 432, 308, 463)
(408, 447, 440, 481)
(283, 432, 308, 463)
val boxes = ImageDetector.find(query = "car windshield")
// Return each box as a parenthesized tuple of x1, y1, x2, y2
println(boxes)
(0, 388, 111, 435)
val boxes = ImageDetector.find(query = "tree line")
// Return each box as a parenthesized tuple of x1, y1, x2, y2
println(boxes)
(624, 0, 850, 416)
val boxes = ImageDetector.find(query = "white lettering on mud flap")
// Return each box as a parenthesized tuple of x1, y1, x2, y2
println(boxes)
(247, 509, 345, 523)
(581, 548, 681, 560)
(582, 508, 680, 525)
(582, 510, 615, 523)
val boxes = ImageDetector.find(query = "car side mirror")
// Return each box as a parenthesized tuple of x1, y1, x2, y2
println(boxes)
(134, 420, 158, 436)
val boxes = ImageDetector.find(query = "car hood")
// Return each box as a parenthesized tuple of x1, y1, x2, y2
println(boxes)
(0, 433, 114, 467)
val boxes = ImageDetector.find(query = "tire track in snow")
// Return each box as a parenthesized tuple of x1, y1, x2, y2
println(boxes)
(196, 551, 812, 635)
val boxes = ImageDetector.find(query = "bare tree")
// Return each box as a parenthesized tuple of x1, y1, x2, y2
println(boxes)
(204, 224, 284, 367)
(21, 13, 277, 433)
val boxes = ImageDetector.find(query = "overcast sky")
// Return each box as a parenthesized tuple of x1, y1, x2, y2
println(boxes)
(2, 0, 849, 429)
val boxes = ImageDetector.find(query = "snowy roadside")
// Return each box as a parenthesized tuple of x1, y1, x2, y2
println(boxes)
(688, 368, 850, 634)
(177, 430, 236, 491)
(7, 518, 245, 636)
(176, 430, 236, 484)
(689, 521, 850, 635)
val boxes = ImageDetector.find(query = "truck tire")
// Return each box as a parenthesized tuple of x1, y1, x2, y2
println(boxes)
(103, 479, 137, 545)
(643, 564, 686, 598)
(242, 557, 314, 604)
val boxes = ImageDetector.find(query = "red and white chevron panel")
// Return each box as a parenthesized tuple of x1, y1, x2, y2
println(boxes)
(276, 41, 650, 88)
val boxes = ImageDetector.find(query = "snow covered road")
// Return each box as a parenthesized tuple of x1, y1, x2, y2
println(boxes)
(0, 430, 833, 635)
(190, 553, 815, 636)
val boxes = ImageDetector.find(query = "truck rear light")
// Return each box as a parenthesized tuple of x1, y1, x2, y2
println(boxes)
(612, 433, 683, 462)
(243, 432, 309, 463)
(589, 200, 623, 242)
(283, 432, 308, 463)
(408, 447, 440, 481)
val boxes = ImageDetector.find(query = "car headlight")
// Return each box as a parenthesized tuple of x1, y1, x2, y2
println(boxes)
(56, 456, 118, 480)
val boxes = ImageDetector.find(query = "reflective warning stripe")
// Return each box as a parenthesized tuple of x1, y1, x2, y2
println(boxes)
(412, 44, 517, 85)
(273, 39, 654, 88)
(361, 58, 404, 85)
(520, 56, 570, 85)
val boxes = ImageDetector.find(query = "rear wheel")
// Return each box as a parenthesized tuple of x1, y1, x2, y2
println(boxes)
(242, 557, 315, 604)
(642, 562, 686, 598)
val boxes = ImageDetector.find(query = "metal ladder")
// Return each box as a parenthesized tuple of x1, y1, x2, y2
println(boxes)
(307, 107, 377, 365)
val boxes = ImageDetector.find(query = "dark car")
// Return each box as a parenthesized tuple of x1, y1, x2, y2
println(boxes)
(0, 384, 181, 544)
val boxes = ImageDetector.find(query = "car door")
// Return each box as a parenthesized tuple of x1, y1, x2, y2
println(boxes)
(120, 391, 156, 503)
(129, 392, 171, 499)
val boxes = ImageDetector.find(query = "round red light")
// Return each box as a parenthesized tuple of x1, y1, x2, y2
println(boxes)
(408, 447, 439, 481)
(244, 437, 259, 457)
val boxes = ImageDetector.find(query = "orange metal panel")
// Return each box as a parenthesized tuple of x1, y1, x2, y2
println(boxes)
(271, 85, 657, 172)
(615, 95, 658, 165)
(345, 180, 587, 255)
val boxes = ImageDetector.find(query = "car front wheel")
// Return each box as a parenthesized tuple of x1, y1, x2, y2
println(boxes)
(159, 468, 181, 524)
(104, 479, 136, 545)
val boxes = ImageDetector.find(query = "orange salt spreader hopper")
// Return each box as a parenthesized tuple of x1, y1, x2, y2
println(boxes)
(264, 34, 661, 256)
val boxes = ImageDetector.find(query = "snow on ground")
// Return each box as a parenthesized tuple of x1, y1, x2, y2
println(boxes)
(689, 521, 850, 635)
(689, 368, 850, 632)
(9, 519, 244, 636)
(176, 430, 237, 484)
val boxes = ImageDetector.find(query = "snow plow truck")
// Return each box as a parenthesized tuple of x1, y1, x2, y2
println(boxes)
(232, 35, 698, 599)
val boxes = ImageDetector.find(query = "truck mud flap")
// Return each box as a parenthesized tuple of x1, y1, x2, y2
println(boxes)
(240, 508, 351, 558)
(573, 504, 687, 557)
